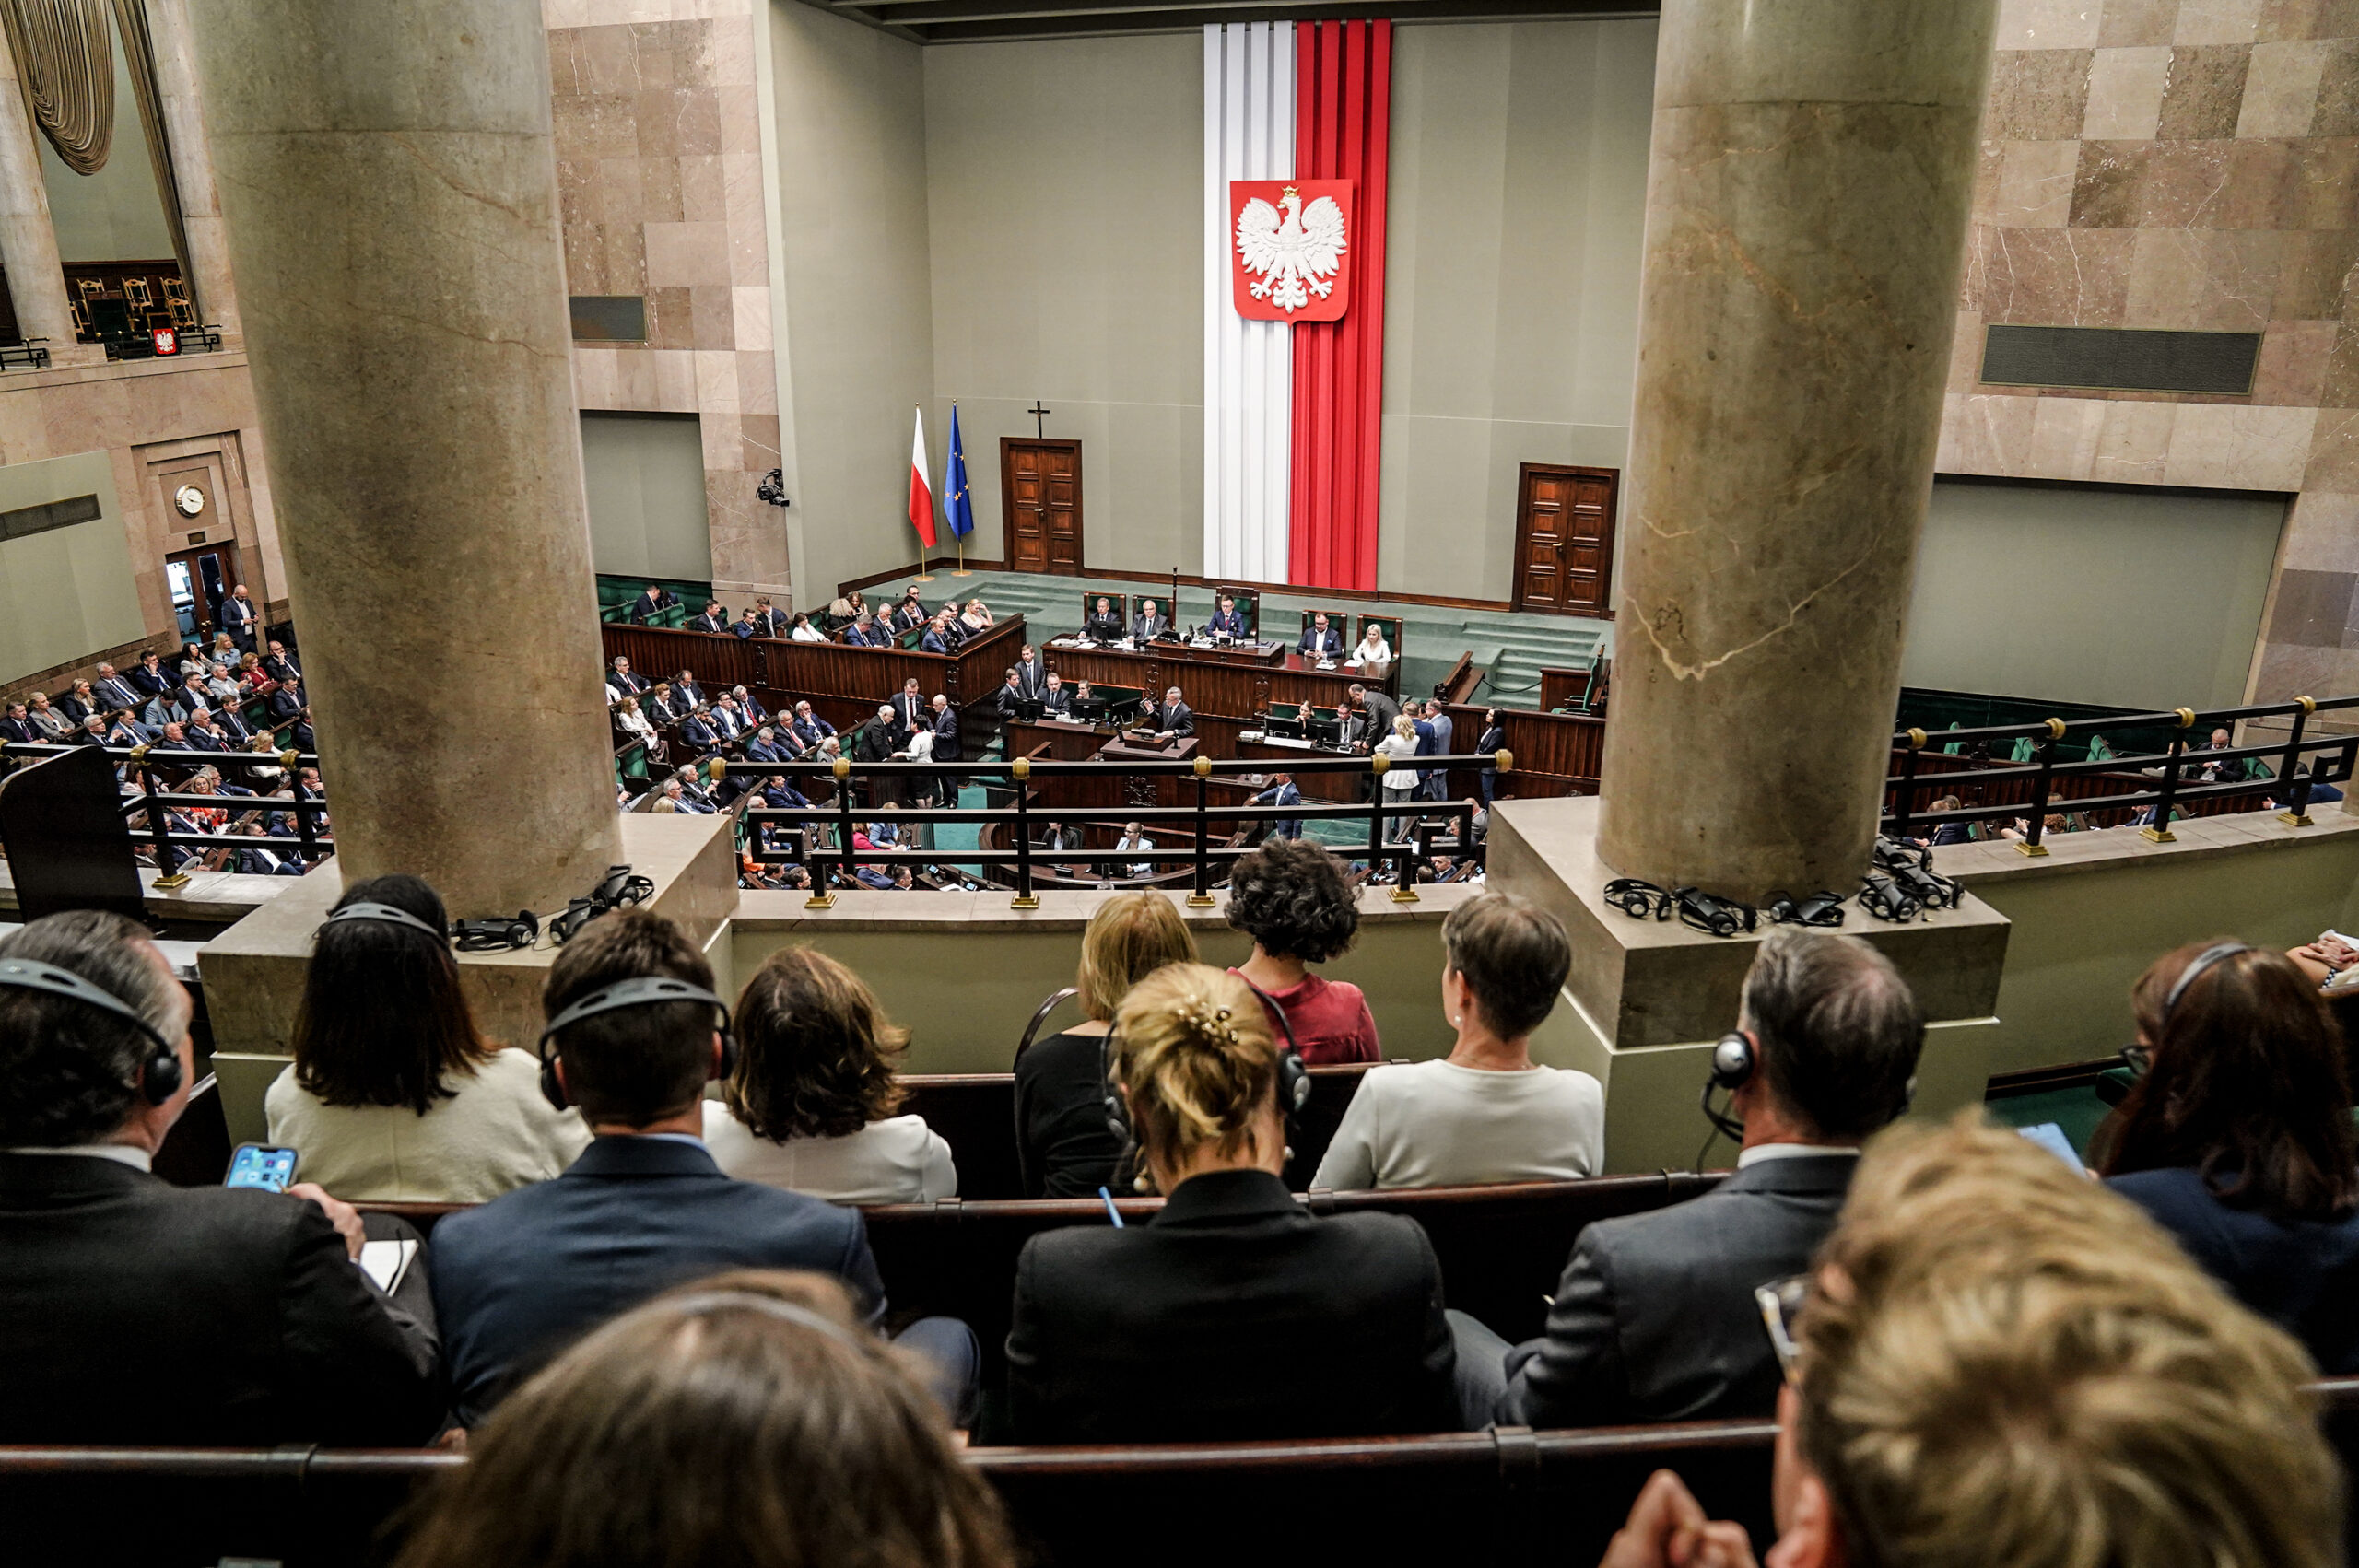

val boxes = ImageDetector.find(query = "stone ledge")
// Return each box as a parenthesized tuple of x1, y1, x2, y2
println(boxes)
(732, 880, 1480, 933)
(1931, 803, 2359, 886)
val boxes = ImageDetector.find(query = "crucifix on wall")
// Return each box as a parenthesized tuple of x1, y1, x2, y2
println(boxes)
(1027, 401, 1051, 438)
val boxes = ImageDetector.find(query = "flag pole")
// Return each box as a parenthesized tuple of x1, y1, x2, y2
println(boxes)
(953, 533, 970, 578)
(911, 400, 934, 582)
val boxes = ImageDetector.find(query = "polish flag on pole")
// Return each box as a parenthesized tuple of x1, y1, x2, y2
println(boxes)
(908, 405, 938, 549)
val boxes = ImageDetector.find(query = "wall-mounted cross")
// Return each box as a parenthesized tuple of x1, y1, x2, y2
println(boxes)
(1027, 401, 1051, 438)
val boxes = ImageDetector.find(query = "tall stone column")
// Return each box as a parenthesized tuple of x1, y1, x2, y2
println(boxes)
(184, 0, 622, 916)
(1596, 0, 1998, 902)
(144, 0, 241, 345)
(0, 27, 99, 367)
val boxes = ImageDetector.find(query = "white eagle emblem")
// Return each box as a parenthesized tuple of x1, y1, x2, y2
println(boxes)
(1236, 186, 1346, 315)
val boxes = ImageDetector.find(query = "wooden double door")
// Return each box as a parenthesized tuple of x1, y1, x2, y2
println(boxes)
(1513, 463, 1617, 617)
(1001, 438, 1083, 575)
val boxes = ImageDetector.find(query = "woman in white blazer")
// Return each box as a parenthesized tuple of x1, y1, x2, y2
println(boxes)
(1375, 715, 1422, 842)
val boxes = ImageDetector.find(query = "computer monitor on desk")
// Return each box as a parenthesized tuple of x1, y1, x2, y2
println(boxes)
(1263, 711, 1305, 741)
(1304, 711, 1341, 747)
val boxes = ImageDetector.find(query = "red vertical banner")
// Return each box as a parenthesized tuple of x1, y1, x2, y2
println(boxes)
(1289, 17, 1390, 592)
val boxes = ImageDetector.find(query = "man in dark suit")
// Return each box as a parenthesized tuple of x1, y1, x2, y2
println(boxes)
(790, 702, 835, 751)
(1208, 593, 1250, 639)
(1084, 595, 1123, 640)
(608, 657, 648, 697)
(430, 911, 971, 1427)
(852, 705, 898, 765)
(1421, 700, 1456, 800)
(1133, 598, 1168, 641)
(732, 685, 769, 726)
(92, 663, 142, 714)
(920, 612, 953, 655)
(1298, 612, 1343, 659)
(221, 584, 260, 651)
(991, 670, 1027, 720)
(891, 678, 927, 743)
(677, 707, 720, 755)
(628, 584, 677, 624)
(1040, 673, 1073, 717)
(1350, 684, 1401, 746)
(182, 708, 228, 751)
(1250, 773, 1303, 840)
(1460, 928, 1925, 1429)
(687, 601, 727, 634)
(930, 695, 960, 763)
(1014, 645, 1049, 702)
(214, 706, 254, 747)
(0, 909, 442, 1445)
(0, 702, 34, 744)
(127, 650, 172, 698)
(291, 711, 317, 753)
(744, 725, 792, 765)
(752, 596, 789, 638)
(673, 671, 705, 708)
(262, 640, 302, 685)
(1149, 687, 1193, 739)
(841, 614, 882, 648)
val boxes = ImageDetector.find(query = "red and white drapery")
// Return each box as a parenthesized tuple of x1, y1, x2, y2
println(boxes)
(1202, 18, 1391, 592)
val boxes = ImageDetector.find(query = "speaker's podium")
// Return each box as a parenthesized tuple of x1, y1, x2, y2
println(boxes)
(1064, 733, 1195, 813)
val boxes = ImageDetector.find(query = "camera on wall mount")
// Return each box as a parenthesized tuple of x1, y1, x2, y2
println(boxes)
(757, 469, 790, 509)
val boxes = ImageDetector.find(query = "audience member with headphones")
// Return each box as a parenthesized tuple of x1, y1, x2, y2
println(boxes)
(1003, 961, 1464, 1443)
(1451, 926, 1925, 1431)
(428, 908, 978, 1430)
(2096, 940, 2359, 1374)
(0, 909, 442, 1447)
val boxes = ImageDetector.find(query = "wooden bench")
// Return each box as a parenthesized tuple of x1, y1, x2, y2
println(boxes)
(14, 1378, 2359, 1567)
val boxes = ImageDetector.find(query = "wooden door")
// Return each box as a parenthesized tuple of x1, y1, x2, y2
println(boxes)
(1513, 463, 1617, 617)
(1001, 438, 1083, 576)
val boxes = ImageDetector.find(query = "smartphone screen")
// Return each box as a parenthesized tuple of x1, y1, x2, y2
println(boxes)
(224, 1143, 299, 1192)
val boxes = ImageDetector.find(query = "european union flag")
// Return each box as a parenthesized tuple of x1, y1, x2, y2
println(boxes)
(945, 404, 975, 540)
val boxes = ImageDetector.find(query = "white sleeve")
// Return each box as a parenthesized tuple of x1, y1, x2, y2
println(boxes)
(921, 1128, 959, 1200)
(1311, 1072, 1380, 1190)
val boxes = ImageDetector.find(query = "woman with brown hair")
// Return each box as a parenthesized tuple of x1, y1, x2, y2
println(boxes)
(2095, 940, 2359, 1372)
(702, 946, 956, 1204)
(1006, 963, 1458, 1442)
(1013, 891, 1199, 1198)
(393, 1270, 1015, 1568)
(265, 874, 588, 1202)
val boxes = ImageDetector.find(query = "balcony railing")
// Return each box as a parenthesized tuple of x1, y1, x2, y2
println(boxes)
(1, 741, 328, 883)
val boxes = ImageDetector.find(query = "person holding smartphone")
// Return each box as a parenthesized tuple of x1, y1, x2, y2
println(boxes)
(0, 909, 442, 1445)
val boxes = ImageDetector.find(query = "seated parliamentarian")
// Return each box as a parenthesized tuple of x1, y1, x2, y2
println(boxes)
(1015, 892, 1199, 1199)
(1354, 623, 1391, 671)
(430, 910, 976, 1428)
(1207, 592, 1250, 638)
(1083, 594, 1122, 640)
(1039, 671, 1072, 715)
(790, 610, 826, 641)
(1005, 963, 1458, 1442)
(265, 876, 591, 1203)
(628, 582, 676, 624)
(392, 1271, 1015, 1568)
(1225, 837, 1379, 1063)
(703, 948, 956, 1204)
(920, 611, 954, 654)
(0, 909, 440, 1444)
(1298, 612, 1344, 658)
(1461, 926, 1923, 1429)
(2097, 941, 2359, 1373)
(1314, 892, 1599, 1190)
(1133, 597, 1167, 641)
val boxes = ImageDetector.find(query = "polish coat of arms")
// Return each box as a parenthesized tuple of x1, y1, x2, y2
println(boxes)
(1230, 179, 1353, 322)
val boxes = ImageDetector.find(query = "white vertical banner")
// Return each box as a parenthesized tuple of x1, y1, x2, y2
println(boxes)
(1203, 21, 1293, 584)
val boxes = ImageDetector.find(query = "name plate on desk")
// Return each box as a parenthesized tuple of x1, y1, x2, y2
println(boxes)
(1257, 734, 1315, 750)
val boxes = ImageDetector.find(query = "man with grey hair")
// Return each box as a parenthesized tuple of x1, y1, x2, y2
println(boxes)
(1449, 926, 1925, 1431)
(0, 910, 440, 1443)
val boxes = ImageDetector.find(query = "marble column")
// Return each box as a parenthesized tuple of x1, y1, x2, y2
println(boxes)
(144, 0, 241, 345)
(1596, 0, 1999, 903)
(184, 0, 623, 916)
(0, 27, 98, 367)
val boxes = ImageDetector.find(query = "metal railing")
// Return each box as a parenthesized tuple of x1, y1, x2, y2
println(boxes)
(727, 750, 1509, 908)
(1884, 696, 2359, 853)
(2, 740, 329, 884)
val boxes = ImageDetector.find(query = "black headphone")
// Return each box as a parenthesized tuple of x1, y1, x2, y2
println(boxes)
(1102, 982, 1312, 1182)
(0, 956, 182, 1106)
(536, 976, 736, 1112)
(319, 901, 448, 944)
(2164, 942, 2252, 1020)
(1700, 1030, 1754, 1145)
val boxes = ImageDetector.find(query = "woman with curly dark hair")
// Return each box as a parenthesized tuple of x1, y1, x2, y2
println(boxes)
(1226, 837, 1379, 1063)
(702, 946, 956, 1203)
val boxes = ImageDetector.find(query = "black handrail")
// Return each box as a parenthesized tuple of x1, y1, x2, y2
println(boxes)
(1, 740, 331, 883)
(1886, 695, 2359, 846)
(733, 751, 1508, 907)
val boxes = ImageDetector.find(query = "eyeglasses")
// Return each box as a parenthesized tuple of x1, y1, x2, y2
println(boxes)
(1755, 1273, 1809, 1386)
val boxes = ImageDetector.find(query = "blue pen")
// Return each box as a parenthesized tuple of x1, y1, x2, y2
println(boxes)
(1098, 1186, 1124, 1228)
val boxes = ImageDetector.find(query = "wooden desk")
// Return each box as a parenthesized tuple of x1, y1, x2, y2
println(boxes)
(1236, 736, 1363, 801)
(1437, 703, 1606, 800)
(1038, 635, 1389, 723)
(1005, 716, 1119, 764)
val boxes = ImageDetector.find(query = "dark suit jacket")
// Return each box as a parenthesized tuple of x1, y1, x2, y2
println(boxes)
(1299, 626, 1344, 657)
(128, 665, 172, 697)
(932, 706, 961, 762)
(1360, 692, 1401, 742)
(679, 717, 719, 753)
(893, 693, 928, 738)
(687, 613, 726, 634)
(1208, 609, 1250, 638)
(921, 630, 951, 654)
(1084, 613, 1122, 640)
(0, 716, 32, 743)
(853, 720, 898, 764)
(431, 1137, 883, 1426)
(1015, 661, 1049, 701)
(1497, 1153, 1857, 1427)
(1041, 687, 1073, 715)
(1133, 614, 1167, 641)
(1153, 701, 1194, 736)
(1006, 1168, 1456, 1443)
(264, 654, 302, 685)
(0, 1153, 442, 1444)
(2111, 1166, 2359, 1374)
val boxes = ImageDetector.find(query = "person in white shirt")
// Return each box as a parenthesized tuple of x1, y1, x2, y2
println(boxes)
(265, 876, 592, 1203)
(702, 947, 956, 1204)
(1114, 822, 1155, 878)
(1353, 625, 1392, 673)
(1375, 715, 1423, 841)
(614, 695, 666, 763)
(1315, 892, 1599, 1190)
